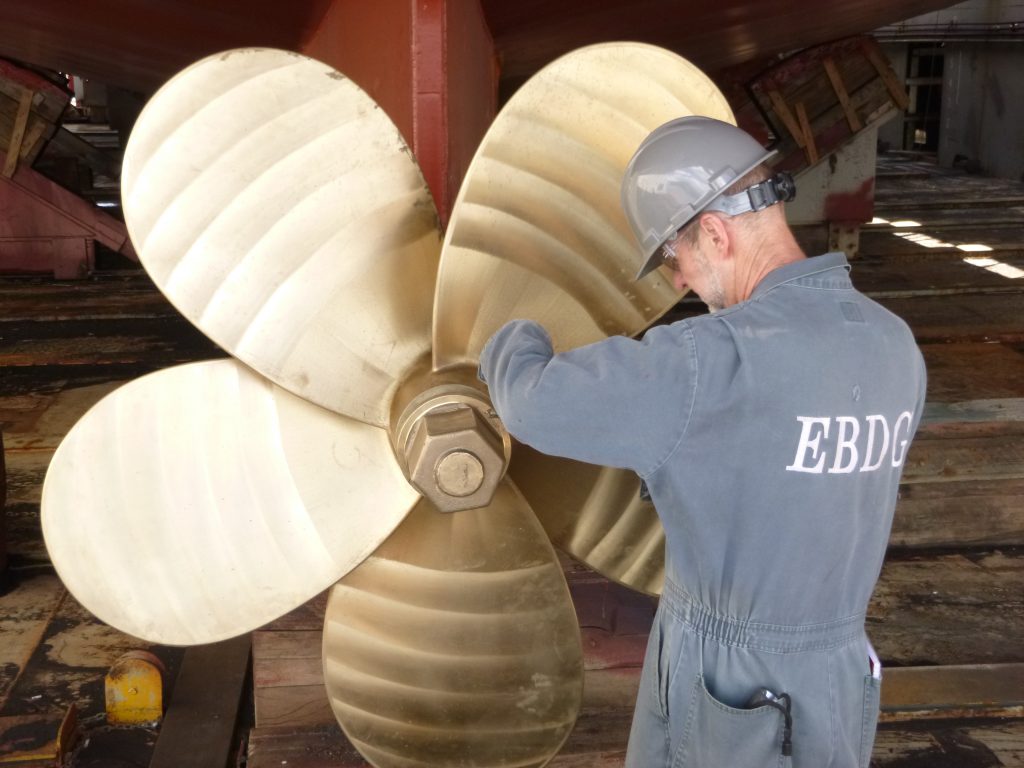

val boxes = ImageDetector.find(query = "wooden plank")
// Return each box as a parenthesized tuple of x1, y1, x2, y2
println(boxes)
(254, 683, 334, 729)
(258, 591, 329, 632)
(876, 292, 1024, 344)
(893, 478, 1024, 549)
(2, 450, 50, 504)
(18, 118, 47, 162)
(919, 343, 1024, 403)
(253, 630, 322, 661)
(248, 724, 367, 768)
(0, 61, 68, 123)
(852, 255, 1024, 294)
(794, 101, 818, 164)
(2, 381, 121, 451)
(250, 669, 643, 766)
(902, 433, 1024, 484)
(881, 664, 1024, 721)
(549, 708, 632, 767)
(0, 282, 177, 322)
(869, 550, 1024, 667)
(768, 89, 805, 148)
(1, 502, 48, 563)
(0, 573, 65, 710)
(861, 37, 910, 110)
(0, 324, 223, 368)
(247, 666, 1024, 768)
(255, 656, 323, 689)
(149, 634, 251, 768)
(923, 398, 1024, 426)
(875, 719, 1024, 767)
(823, 56, 862, 132)
(875, 174, 1024, 208)
(2, 89, 32, 178)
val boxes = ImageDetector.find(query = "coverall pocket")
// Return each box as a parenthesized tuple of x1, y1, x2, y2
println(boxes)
(859, 675, 881, 768)
(675, 674, 785, 768)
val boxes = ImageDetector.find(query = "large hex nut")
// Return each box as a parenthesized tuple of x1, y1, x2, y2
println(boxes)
(405, 403, 507, 512)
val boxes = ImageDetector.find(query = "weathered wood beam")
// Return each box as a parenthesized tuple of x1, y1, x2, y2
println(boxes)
(880, 664, 1024, 722)
(823, 56, 862, 133)
(869, 550, 1024, 667)
(149, 634, 251, 768)
(2, 89, 32, 178)
(874, 719, 1024, 766)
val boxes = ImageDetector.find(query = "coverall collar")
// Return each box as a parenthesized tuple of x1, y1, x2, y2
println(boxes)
(750, 251, 852, 300)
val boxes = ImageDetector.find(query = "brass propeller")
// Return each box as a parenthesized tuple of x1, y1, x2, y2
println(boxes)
(324, 481, 582, 768)
(120, 48, 441, 428)
(41, 42, 732, 767)
(432, 42, 734, 369)
(41, 359, 418, 645)
(510, 445, 665, 596)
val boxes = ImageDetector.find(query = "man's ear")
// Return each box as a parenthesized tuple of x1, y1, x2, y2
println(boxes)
(700, 213, 731, 258)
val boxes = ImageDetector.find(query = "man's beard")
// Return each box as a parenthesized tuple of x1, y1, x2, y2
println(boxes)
(694, 245, 726, 312)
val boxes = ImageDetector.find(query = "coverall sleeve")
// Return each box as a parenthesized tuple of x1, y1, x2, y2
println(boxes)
(478, 319, 697, 477)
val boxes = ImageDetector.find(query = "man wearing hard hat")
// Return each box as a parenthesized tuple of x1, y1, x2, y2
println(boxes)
(480, 116, 926, 766)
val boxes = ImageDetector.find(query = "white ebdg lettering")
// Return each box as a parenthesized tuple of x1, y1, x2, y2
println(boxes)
(829, 416, 860, 474)
(861, 415, 890, 472)
(785, 411, 915, 474)
(785, 417, 831, 473)
(891, 411, 913, 468)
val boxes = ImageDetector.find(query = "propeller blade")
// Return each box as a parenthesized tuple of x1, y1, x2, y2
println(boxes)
(511, 445, 665, 596)
(121, 48, 441, 427)
(41, 359, 419, 645)
(433, 42, 734, 370)
(323, 480, 583, 768)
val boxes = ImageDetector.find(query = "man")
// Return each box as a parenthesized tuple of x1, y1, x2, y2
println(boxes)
(479, 116, 926, 766)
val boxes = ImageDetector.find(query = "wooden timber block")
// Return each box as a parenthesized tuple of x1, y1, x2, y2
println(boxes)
(148, 635, 250, 768)
(880, 664, 1024, 721)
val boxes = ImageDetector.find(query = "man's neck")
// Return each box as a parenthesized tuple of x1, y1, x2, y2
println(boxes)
(729, 228, 805, 304)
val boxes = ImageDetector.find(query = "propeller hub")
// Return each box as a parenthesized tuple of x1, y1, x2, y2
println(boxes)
(393, 383, 511, 513)
(435, 450, 485, 497)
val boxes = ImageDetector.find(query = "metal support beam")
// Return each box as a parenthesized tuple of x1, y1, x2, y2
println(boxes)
(302, 0, 497, 225)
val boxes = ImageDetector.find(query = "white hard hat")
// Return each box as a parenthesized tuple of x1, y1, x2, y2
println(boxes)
(621, 116, 778, 280)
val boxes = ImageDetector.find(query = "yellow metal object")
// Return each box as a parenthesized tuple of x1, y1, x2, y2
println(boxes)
(105, 651, 165, 726)
(433, 42, 735, 371)
(324, 480, 584, 768)
(42, 360, 418, 646)
(511, 445, 666, 595)
(121, 48, 442, 428)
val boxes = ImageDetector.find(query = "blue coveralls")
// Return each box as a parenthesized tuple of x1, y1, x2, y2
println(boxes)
(479, 253, 927, 767)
